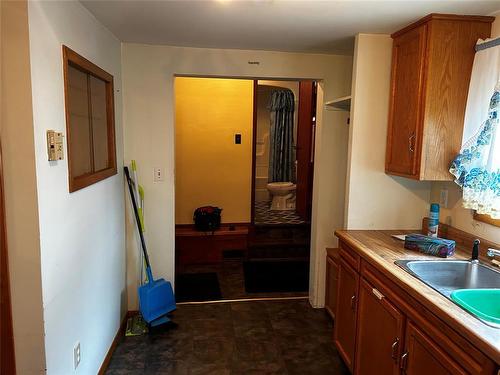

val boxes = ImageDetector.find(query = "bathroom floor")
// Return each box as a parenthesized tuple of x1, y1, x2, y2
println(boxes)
(254, 201, 305, 225)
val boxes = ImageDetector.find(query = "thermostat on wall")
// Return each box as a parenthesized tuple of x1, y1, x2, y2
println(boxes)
(46, 130, 64, 161)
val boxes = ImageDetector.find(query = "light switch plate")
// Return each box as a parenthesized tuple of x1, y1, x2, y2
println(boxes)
(154, 167, 164, 182)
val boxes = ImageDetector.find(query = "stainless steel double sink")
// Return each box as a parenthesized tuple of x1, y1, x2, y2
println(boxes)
(395, 260, 500, 297)
(395, 259, 500, 327)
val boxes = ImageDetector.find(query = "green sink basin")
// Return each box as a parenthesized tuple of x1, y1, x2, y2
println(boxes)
(451, 289, 500, 326)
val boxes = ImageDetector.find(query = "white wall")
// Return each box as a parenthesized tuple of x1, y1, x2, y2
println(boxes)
(428, 12, 500, 244)
(345, 34, 431, 230)
(27, 1, 125, 374)
(122, 44, 352, 308)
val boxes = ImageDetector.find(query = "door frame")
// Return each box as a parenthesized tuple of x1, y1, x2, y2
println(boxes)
(250, 79, 317, 225)
(250, 80, 258, 226)
(173, 75, 326, 306)
(0, 142, 16, 374)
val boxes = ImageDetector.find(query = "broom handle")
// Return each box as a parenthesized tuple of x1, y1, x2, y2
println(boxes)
(124, 167, 151, 271)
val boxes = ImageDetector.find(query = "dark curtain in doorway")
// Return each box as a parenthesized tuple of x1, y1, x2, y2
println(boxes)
(268, 89, 295, 183)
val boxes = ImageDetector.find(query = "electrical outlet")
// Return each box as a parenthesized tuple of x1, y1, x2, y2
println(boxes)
(73, 342, 81, 370)
(154, 167, 164, 182)
(439, 189, 449, 208)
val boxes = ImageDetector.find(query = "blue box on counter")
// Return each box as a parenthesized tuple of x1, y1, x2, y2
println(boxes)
(404, 234, 456, 258)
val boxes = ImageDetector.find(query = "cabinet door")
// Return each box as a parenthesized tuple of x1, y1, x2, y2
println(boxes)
(355, 279, 404, 375)
(402, 321, 467, 375)
(325, 255, 339, 319)
(334, 258, 359, 372)
(386, 24, 427, 178)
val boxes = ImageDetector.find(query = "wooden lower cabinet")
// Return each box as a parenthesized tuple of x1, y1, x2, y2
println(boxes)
(403, 321, 466, 375)
(355, 279, 404, 375)
(334, 258, 359, 372)
(334, 242, 497, 374)
(325, 252, 339, 319)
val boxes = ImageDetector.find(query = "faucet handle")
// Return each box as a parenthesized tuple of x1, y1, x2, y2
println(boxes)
(487, 248, 500, 258)
(471, 239, 480, 262)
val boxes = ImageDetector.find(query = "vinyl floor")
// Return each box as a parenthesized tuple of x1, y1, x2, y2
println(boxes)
(106, 299, 349, 375)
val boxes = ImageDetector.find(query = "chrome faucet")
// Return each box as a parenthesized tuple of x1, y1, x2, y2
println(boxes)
(487, 248, 500, 258)
(471, 239, 480, 263)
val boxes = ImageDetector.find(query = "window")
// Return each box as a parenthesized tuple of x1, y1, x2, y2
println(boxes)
(63, 46, 116, 192)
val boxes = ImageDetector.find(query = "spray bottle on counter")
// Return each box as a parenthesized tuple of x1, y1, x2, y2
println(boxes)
(428, 203, 440, 238)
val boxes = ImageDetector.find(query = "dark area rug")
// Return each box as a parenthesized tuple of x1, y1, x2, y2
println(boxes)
(243, 260, 309, 293)
(175, 272, 222, 302)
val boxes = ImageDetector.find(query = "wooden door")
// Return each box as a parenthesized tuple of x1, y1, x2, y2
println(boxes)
(325, 255, 339, 319)
(402, 321, 466, 375)
(386, 24, 427, 178)
(334, 258, 359, 372)
(0, 144, 15, 374)
(295, 81, 317, 221)
(355, 279, 405, 375)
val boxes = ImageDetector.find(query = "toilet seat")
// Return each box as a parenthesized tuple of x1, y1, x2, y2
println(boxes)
(267, 182, 296, 191)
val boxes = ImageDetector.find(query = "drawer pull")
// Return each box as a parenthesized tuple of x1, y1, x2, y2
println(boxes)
(350, 295, 356, 310)
(372, 288, 385, 300)
(391, 338, 400, 360)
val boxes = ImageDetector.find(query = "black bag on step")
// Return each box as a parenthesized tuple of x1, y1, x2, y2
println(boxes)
(193, 206, 222, 231)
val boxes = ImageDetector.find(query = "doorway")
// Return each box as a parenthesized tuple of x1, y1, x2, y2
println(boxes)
(174, 77, 316, 303)
(251, 80, 316, 225)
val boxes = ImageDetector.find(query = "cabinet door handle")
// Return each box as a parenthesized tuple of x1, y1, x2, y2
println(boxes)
(391, 338, 400, 361)
(372, 288, 384, 300)
(408, 132, 415, 153)
(350, 295, 356, 310)
(400, 352, 409, 371)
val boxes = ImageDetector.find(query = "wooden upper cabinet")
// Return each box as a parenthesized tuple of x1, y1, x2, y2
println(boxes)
(386, 24, 427, 177)
(386, 14, 494, 180)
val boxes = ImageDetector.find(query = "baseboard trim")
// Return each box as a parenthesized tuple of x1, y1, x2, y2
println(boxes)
(97, 311, 137, 375)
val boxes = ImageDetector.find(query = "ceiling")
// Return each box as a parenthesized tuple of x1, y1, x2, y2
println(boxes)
(80, 0, 500, 55)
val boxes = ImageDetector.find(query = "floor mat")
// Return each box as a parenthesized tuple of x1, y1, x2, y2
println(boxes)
(175, 272, 222, 302)
(243, 260, 309, 293)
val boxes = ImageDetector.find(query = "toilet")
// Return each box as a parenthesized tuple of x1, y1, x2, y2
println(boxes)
(266, 182, 296, 211)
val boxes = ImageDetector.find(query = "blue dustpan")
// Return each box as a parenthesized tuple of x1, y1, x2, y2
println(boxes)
(139, 267, 176, 326)
(125, 167, 176, 327)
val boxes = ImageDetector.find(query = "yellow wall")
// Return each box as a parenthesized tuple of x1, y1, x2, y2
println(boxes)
(175, 77, 254, 224)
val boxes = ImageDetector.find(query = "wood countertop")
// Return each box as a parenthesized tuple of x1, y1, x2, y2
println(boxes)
(334, 229, 500, 364)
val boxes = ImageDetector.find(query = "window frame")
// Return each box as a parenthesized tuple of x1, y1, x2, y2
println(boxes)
(62, 45, 117, 193)
(474, 212, 500, 228)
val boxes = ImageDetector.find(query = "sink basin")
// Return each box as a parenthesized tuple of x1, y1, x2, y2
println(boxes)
(396, 260, 500, 327)
(395, 260, 500, 297)
(451, 289, 500, 326)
